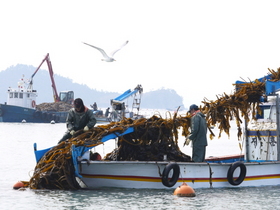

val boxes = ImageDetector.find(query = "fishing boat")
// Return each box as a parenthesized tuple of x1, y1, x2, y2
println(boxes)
(0, 54, 74, 123)
(32, 72, 280, 190)
(90, 84, 144, 123)
(0, 77, 74, 123)
(68, 91, 280, 190)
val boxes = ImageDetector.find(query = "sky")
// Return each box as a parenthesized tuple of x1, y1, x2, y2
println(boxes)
(1, 0, 280, 109)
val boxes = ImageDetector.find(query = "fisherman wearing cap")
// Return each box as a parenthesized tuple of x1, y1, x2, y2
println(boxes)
(186, 104, 208, 162)
(58, 98, 96, 143)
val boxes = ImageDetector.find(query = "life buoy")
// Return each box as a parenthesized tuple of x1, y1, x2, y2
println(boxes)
(32, 100, 36, 108)
(161, 163, 180, 187)
(227, 161, 247, 186)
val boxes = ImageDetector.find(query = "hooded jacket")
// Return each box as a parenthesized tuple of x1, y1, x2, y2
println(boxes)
(189, 111, 208, 147)
(66, 106, 96, 132)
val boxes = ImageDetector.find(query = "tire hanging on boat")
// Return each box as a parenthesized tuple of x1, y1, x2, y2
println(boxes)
(227, 161, 246, 186)
(161, 163, 180, 187)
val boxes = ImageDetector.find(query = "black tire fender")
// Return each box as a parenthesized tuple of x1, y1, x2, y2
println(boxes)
(161, 163, 180, 187)
(227, 161, 246, 186)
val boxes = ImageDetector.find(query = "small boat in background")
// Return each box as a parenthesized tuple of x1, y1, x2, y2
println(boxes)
(91, 84, 145, 122)
(0, 53, 74, 123)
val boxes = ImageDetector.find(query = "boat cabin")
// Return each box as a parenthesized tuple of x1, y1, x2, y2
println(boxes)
(246, 95, 279, 162)
(7, 77, 37, 109)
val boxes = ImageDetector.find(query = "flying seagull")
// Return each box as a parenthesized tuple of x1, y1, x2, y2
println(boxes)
(83, 40, 129, 62)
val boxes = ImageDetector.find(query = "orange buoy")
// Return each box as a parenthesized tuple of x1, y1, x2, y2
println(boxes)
(13, 181, 24, 190)
(173, 182, 196, 197)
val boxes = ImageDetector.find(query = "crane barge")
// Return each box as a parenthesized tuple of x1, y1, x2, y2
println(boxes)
(0, 53, 74, 123)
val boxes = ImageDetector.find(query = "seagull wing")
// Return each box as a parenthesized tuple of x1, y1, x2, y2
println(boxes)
(110, 40, 129, 57)
(83, 42, 111, 60)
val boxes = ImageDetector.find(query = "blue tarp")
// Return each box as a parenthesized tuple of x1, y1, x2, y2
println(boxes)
(235, 74, 280, 95)
(265, 80, 280, 95)
(114, 89, 138, 101)
(235, 74, 271, 86)
(71, 126, 134, 177)
(34, 127, 135, 178)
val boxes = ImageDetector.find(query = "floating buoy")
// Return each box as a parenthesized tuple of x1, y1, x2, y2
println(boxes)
(173, 182, 196, 197)
(50, 120, 55, 124)
(13, 181, 24, 190)
(21, 119, 26, 123)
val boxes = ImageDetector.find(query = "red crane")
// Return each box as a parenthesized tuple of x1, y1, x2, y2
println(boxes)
(29, 53, 74, 104)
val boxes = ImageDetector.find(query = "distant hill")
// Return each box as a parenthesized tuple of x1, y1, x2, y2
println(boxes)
(0, 64, 185, 110)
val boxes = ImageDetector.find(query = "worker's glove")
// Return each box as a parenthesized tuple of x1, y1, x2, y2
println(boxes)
(185, 138, 191, 146)
(84, 126, 89, 131)
(70, 130, 75, 135)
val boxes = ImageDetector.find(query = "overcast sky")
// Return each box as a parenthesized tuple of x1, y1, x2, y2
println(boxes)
(1, 0, 280, 108)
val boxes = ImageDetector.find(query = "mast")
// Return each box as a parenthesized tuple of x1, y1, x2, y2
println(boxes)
(245, 118, 249, 162)
(276, 93, 280, 161)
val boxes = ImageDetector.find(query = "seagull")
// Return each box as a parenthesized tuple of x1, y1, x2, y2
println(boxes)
(83, 40, 129, 62)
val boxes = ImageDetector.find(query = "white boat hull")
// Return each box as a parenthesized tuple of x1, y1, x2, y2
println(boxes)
(78, 160, 280, 189)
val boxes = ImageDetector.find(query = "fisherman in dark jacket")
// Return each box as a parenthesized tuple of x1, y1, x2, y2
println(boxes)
(186, 104, 208, 162)
(58, 98, 96, 144)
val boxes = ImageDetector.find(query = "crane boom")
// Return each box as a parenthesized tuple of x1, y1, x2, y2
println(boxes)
(114, 85, 143, 101)
(29, 53, 60, 102)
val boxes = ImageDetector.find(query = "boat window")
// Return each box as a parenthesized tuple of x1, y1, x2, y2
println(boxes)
(256, 106, 271, 119)
(264, 108, 271, 120)
(27, 93, 30, 98)
(9, 93, 13, 98)
(19, 93, 23, 98)
(269, 105, 277, 121)
(14, 92, 18, 98)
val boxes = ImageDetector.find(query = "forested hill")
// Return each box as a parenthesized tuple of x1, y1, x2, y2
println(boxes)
(0, 64, 185, 110)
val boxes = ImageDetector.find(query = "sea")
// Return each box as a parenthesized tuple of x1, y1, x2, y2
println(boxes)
(1, 120, 280, 210)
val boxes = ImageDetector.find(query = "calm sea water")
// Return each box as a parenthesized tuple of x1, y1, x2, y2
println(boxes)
(1, 122, 280, 210)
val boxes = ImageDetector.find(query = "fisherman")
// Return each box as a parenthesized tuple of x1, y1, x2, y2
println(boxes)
(92, 102, 98, 111)
(105, 107, 110, 117)
(58, 98, 96, 144)
(186, 104, 208, 162)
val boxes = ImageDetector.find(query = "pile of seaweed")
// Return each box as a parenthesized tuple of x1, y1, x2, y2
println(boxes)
(29, 113, 192, 190)
(36, 101, 73, 112)
(26, 67, 280, 190)
(103, 115, 192, 162)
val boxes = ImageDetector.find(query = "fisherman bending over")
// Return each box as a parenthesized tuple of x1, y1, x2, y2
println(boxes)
(58, 98, 96, 144)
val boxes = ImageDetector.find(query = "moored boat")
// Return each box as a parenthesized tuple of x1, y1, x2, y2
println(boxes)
(0, 53, 74, 123)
